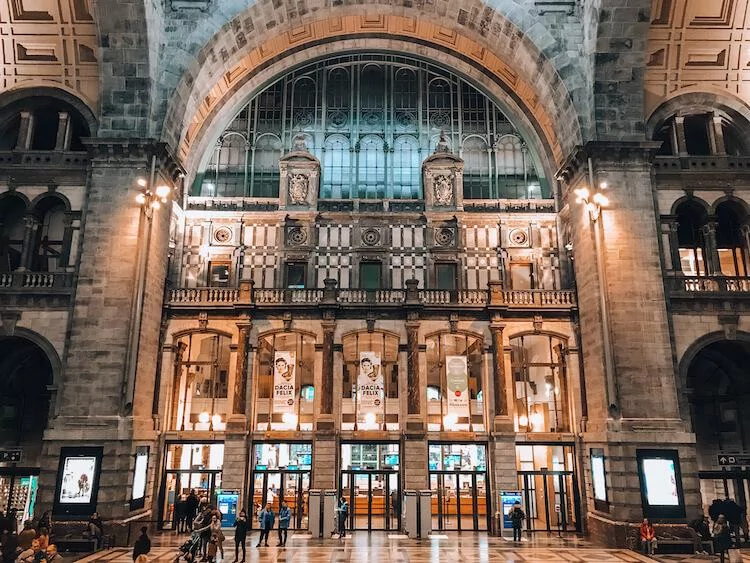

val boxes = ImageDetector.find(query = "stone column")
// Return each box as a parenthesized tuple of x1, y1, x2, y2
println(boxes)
(701, 221, 721, 275)
(231, 319, 252, 417)
(406, 319, 420, 416)
(711, 115, 726, 155)
(319, 317, 336, 421)
(664, 217, 682, 273)
(15, 111, 33, 150)
(490, 322, 508, 418)
(674, 116, 687, 156)
(17, 214, 39, 271)
(55, 112, 71, 151)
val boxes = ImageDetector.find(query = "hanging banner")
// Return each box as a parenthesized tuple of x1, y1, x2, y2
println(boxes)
(273, 351, 296, 413)
(446, 355, 470, 417)
(357, 351, 384, 415)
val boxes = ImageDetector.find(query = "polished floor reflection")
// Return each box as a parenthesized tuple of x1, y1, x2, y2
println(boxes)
(73, 533, 659, 563)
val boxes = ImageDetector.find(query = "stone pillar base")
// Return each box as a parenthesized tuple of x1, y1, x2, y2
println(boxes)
(493, 416, 514, 433)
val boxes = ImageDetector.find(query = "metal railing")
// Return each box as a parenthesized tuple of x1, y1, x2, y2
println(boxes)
(0, 271, 76, 290)
(667, 276, 750, 294)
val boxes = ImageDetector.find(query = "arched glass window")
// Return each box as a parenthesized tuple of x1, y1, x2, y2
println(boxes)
(169, 332, 232, 431)
(322, 135, 350, 199)
(192, 55, 548, 200)
(357, 135, 385, 199)
(716, 201, 748, 277)
(462, 136, 490, 200)
(392, 136, 420, 199)
(341, 331, 400, 431)
(251, 134, 282, 198)
(675, 200, 708, 276)
(425, 332, 484, 432)
(0, 196, 26, 273)
(255, 332, 316, 431)
(510, 334, 569, 433)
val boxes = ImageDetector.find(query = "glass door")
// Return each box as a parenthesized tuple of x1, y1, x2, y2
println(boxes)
(250, 471, 311, 529)
(518, 471, 579, 533)
(162, 472, 219, 529)
(340, 470, 399, 531)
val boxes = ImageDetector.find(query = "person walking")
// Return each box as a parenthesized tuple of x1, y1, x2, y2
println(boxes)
(336, 497, 349, 539)
(639, 518, 657, 556)
(277, 501, 290, 547)
(714, 514, 733, 563)
(255, 503, 274, 548)
(193, 506, 212, 559)
(509, 502, 525, 542)
(232, 509, 248, 563)
(132, 527, 150, 562)
(195, 515, 223, 561)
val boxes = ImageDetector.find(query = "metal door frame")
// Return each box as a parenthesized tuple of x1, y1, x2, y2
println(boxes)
(339, 469, 400, 531)
(249, 469, 311, 530)
(429, 469, 489, 531)
(517, 469, 580, 533)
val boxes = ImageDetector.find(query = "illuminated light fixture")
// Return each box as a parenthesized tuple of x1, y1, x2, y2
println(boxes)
(282, 412, 298, 429)
(574, 184, 608, 221)
(137, 177, 148, 187)
(135, 193, 147, 205)
(443, 413, 458, 429)
(155, 184, 171, 199)
(364, 412, 376, 427)
(150, 200, 161, 210)
(198, 411, 210, 424)
(518, 414, 528, 428)
(599, 180, 608, 190)
(211, 414, 222, 428)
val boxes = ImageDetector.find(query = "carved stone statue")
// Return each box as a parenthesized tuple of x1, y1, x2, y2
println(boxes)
(435, 130, 450, 153)
(433, 174, 453, 206)
(292, 132, 308, 152)
(288, 173, 309, 205)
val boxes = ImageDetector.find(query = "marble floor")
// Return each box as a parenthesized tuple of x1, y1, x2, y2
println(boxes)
(72, 533, 661, 563)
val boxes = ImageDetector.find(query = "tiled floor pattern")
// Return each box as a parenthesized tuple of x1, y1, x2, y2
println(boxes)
(73, 534, 657, 563)
(656, 554, 750, 563)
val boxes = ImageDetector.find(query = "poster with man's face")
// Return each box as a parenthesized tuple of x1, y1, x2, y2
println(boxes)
(59, 457, 97, 504)
(446, 355, 470, 417)
(273, 351, 296, 413)
(357, 351, 384, 414)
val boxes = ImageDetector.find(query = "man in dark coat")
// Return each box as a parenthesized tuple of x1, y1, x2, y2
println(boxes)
(132, 527, 150, 561)
(186, 490, 200, 531)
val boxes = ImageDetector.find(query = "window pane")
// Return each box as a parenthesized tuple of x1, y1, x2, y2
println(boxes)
(360, 262, 381, 289)
(209, 262, 230, 286)
(436, 263, 457, 290)
(286, 263, 307, 288)
(679, 248, 704, 276)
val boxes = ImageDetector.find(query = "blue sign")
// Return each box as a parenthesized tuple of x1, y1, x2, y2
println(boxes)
(217, 491, 239, 527)
(501, 491, 523, 533)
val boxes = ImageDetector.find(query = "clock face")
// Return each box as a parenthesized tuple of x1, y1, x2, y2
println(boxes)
(214, 227, 231, 243)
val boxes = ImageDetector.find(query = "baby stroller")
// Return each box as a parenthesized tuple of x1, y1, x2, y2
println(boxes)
(178, 531, 202, 563)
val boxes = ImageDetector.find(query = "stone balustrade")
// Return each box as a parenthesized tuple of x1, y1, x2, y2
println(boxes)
(666, 276, 750, 294)
(0, 271, 76, 290)
(166, 285, 576, 310)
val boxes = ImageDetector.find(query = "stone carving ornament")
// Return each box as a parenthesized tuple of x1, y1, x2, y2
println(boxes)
(361, 228, 381, 246)
(288, 173, 309, 205)
(434, 227, 455, 247)
(287, 226, 308, 246)
(433, 174, 454, 206)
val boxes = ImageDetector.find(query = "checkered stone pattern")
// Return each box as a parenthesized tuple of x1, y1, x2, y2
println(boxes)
(181, 223, 207, 288)
(241, 224, 280, 288)
(315, 253, 351, 288)
(463, 224, 501, 290)
(390, 225, 427, 289)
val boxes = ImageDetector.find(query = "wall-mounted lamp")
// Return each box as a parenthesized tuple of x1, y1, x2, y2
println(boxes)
(574, 181, 609, 221)
(135, 176, 173, 211)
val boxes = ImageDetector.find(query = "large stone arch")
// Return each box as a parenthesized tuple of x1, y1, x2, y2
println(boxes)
(161, 7, 585, 171)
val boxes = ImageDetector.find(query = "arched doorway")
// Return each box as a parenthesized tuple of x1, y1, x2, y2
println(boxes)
(687, 339, 750, 514)
(0, 335, 54, 529)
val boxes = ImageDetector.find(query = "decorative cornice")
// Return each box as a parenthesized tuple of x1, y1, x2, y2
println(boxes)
(556, 141, 662, 185)
(82, 138, 185, 182)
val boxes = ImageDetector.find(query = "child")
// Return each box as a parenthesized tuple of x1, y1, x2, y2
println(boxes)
(206, 532, 219, 563)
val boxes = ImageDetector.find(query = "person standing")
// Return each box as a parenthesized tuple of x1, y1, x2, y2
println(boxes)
(337, 497, 349, 539)
(277, 502, 290, 547)
(232, 509, 248, 563)
(509, 502, 525, 542)
(36, 529, 49, 551)
(639, 518, 657, 556)
(186, 491, 200, 531)
(714, 514, 733, 563)
(255, 503, 274, 548)
(132, 527, 150, 562)
(1, 529, 18, 563)
(16, 522, 35, 552)
(174, 496, 186, 533)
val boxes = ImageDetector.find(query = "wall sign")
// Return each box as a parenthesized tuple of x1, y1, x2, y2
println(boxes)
(130, 446, 149, 510)
(590, 448, 609, 512)
(636, 449, 686, 519)
(53, 446, 103, 518)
